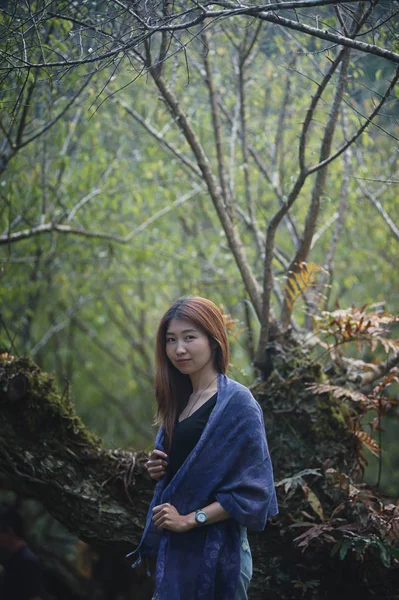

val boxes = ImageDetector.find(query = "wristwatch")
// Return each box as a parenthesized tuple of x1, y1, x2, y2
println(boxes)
(195, 509, 208, 524)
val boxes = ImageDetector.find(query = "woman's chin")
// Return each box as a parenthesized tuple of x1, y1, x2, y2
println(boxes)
(175, 360, 193, 372)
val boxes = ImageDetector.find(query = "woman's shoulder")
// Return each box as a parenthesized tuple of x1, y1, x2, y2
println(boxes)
(224, 377, 260, 408)
(225, 376, 251, 395)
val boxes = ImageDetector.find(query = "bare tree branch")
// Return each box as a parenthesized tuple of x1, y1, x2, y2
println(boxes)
(202, 29, 235, 220)
(115, 98, 201, 177)
(358, 183, 399, 242)
(0, 186, 201, 246)
(149, 69, 263, 318)
(237, 22, 264, 255)
(311, 105, 352, 318)
(2, 1, 399, 74)
(0, 73, 94, 175)
(280, 48, 352, 330)
(307, 67, 399, 175)
(215, 4, 399, 65)
(217, 97, 301, 254)
(270, 61, 300, 247)
(359, 353, 399, 387)
(253, 44, 350, 367)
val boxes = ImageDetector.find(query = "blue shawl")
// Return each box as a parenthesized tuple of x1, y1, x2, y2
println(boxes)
(127, 374, 278, 599)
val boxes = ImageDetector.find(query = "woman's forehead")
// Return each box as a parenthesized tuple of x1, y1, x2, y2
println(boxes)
(166, 318, 200, 334)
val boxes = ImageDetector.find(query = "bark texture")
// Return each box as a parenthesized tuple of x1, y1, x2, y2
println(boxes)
(0, 356, 152, 555)
(0, 353, 398, 599)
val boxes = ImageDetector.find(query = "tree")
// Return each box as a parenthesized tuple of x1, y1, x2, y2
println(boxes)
(1, 2, 399, 598)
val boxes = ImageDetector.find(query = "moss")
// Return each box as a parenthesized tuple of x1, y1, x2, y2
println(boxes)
(313, 395, 352, 442)
(1, 356, 100, 451)
(250, 349, 358, 479)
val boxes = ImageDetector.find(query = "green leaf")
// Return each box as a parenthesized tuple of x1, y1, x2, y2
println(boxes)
(338, 538, 353, 561)
(374, 539, 391, 568)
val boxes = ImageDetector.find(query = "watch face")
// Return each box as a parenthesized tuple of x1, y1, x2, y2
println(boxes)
(196, 511, 207, 523)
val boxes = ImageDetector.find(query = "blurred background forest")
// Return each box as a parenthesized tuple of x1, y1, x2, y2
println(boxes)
(0, 1, 398, 598)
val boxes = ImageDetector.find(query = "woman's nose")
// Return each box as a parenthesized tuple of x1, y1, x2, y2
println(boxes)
(176, 340, 187, 355)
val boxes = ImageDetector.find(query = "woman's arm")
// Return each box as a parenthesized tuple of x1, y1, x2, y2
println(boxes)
(152, 501, 230, 533)
(184, 501, 231, 530)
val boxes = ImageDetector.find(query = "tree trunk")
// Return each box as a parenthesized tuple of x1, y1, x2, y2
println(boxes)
(0, 356, 152, 555)
(1, 354, 397, 599)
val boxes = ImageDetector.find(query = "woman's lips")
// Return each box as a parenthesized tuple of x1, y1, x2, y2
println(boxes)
(176, 359, 191, 364)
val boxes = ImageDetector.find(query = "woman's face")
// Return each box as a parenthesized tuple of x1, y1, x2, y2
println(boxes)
(165, 318, 215, 376)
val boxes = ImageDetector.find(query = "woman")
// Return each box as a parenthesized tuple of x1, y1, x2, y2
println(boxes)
(127, 296, 278, 600)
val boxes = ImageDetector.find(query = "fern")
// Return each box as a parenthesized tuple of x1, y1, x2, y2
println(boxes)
(219, 304, 246, 339)
(309, 375, 396, 471)
(313, 306, 399, 354)
(309, 383, 372, 407)
(284, 262, 325, 313)
(353, 429, 381, 458)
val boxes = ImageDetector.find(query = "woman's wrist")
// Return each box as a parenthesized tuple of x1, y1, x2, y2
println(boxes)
(182, 503, 231, 532)
(182, 512, 198, 531)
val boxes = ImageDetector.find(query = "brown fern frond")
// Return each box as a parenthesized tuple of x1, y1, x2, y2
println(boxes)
(219, 304, 246, 339)
(353, 430, 381, 458)
(313, 306, 399, 354)
(309, 383, 375, 408)
(372, 369, 399, 397)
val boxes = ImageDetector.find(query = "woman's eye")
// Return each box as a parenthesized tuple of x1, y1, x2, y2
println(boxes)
(166, 337, 175, 343)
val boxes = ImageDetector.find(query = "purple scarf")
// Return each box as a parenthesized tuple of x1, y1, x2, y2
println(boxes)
(127, 374, 278, 599)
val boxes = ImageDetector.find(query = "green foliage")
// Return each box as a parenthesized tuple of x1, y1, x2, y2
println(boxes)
(310, 305, 399, 494)
(1, 7, 398, 455)
(331, 534, 396, 568)
(1, 7, 399, 599)
(292, 477, 399, 570)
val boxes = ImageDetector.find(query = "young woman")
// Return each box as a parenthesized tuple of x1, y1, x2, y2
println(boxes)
(127, 296, 278, 600)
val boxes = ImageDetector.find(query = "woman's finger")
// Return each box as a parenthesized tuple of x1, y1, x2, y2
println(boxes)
(147, 460, 167, 470)
(146, 463, 162, 470)
(154, 514, 168, 529)
(153, 511, 163, 523)
(146, 459, 167, 469)
(149, 449, 168, 460)
(153, 504, 166, 514)
(153, 515, 163, 527)
(148, 468, 165, 480)
(147, 463, 165, 472)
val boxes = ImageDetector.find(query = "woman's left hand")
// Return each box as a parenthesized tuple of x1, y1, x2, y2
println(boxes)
(152, 503, 190, 533)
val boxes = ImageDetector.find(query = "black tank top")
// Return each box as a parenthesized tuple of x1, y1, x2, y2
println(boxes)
(166, 392, 217, 482)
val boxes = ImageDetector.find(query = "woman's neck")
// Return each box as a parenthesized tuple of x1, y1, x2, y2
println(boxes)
(190, 368, 219, 394)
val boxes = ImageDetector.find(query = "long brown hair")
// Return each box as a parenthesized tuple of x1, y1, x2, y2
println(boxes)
(155, 296, 230, 450)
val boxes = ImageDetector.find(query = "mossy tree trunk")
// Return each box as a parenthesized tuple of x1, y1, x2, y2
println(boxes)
(1, 354, 397, 600)
(0, 357, 151, 555)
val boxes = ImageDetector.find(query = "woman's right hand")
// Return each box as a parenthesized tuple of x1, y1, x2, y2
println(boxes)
(146, 449, 168, 481)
